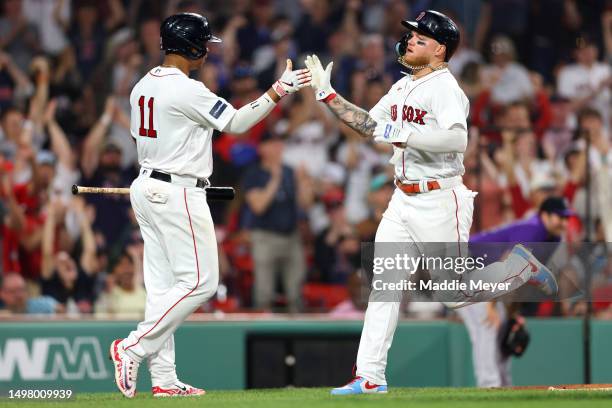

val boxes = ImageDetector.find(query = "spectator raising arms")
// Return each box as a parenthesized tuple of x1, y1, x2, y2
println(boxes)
(40, 197, 97, 314)
(0, 1, 609, 317)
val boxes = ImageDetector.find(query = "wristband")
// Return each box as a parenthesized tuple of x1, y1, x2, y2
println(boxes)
(272, 80, 287, 99)
(322, 93, 337, 104)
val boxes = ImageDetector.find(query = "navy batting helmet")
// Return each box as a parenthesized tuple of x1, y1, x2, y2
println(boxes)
(397, 10, 459, 62)
(160, 13, 221, 60)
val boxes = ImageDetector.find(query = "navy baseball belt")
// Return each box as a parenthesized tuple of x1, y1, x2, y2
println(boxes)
(148, 169, 210, 189)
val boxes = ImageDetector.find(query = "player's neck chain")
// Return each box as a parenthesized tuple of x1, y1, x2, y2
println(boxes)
(397, 55, 448, 79)
(161, 64, 180, 69)
(409, 62, 448, 79)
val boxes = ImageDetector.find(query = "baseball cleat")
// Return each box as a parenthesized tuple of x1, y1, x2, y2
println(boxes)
(109, 339, 140, 398)
(152, 381, 206, 397)
(331, 377, 388, 395)
(511, 244, 558, 296)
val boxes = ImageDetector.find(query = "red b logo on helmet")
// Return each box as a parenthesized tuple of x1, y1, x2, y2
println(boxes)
(416, 12, 425, 21)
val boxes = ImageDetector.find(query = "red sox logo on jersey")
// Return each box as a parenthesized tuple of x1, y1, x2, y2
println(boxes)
(390, 104, 427, 125)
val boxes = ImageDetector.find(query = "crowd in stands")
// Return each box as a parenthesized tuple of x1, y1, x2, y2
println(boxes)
(0, 0, 611, 318)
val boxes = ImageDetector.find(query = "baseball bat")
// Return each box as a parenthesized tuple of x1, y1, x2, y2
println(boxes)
(71, 185, 235, 201)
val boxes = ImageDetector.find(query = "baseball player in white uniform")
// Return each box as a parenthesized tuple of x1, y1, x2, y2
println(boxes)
(305, 10, 557, 394)
(109, 13, 311, 398)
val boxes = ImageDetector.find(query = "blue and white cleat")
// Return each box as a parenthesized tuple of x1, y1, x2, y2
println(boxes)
(511, 244, 558, 296)
(330, 377, 388, 395)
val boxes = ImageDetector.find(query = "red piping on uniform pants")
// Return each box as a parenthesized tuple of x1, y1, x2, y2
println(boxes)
(124, 188, 201, 352)
(452, 190, 461, 256)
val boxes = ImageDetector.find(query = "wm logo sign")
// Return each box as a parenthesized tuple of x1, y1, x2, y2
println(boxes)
(0, 337, 109, 381)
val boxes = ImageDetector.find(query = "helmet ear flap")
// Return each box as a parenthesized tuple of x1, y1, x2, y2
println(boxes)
(395, 33, 411, 58)
(190, 46, 206, 59)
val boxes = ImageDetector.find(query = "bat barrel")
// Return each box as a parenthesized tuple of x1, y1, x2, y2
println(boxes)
(71, 184, 235, 201)
(206, 187, 235, 201)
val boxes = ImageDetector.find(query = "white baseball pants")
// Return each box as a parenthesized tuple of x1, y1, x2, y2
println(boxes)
(122, 170, 219, 387)
(457, 303, 511, 387)
(356, 184, 532, 385)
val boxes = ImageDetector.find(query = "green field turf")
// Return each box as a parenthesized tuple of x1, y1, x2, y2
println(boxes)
(2, 388, 612, 408)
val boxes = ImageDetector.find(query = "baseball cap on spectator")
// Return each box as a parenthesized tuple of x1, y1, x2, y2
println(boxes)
(259, 131, 285, 144)
(369, 172, 393, 192)
(230, 143, 257, 166)
(530, 174, 556, 192)
(36, 150, 56, 167)
(539, 196, 574, 218)
(233, 65, 255, 80)
(102, 141, 122, 154)
(321, 187, 344, 210)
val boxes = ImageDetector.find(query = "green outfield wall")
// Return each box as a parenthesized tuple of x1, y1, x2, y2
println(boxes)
(0, 318, 598, 392)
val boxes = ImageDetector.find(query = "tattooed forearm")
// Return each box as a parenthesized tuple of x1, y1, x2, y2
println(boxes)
(327, 94, 377, 137)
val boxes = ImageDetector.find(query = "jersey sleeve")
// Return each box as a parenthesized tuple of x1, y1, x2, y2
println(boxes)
(180, 82, 238, 131)
(368, 92, 393, 123)
(430, 81, 469, 130)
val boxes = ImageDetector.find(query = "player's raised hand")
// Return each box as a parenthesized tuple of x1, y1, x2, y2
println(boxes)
(271, 59, 312, 98)
(373, 122, 410, 146)
(304, 54, 335, 102)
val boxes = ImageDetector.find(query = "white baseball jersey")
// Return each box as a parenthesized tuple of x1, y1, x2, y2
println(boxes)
(557, 62, 611, 129)
(369, 68, 469, 182)
(129, 66, 237, 179)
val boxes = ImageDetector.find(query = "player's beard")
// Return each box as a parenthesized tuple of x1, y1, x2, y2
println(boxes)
(401, 52, 430, 68)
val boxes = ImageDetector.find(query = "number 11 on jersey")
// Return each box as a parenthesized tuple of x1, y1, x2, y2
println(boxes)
(138, 95, 157, 138)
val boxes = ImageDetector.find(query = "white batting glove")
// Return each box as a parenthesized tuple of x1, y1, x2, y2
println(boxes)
(272, 59, 312, 98)
(373, 122, 410, 146)
(304, 54, 335, 102)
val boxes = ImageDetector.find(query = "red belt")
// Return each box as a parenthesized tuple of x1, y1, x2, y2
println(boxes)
(395, 179, 441, 194)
